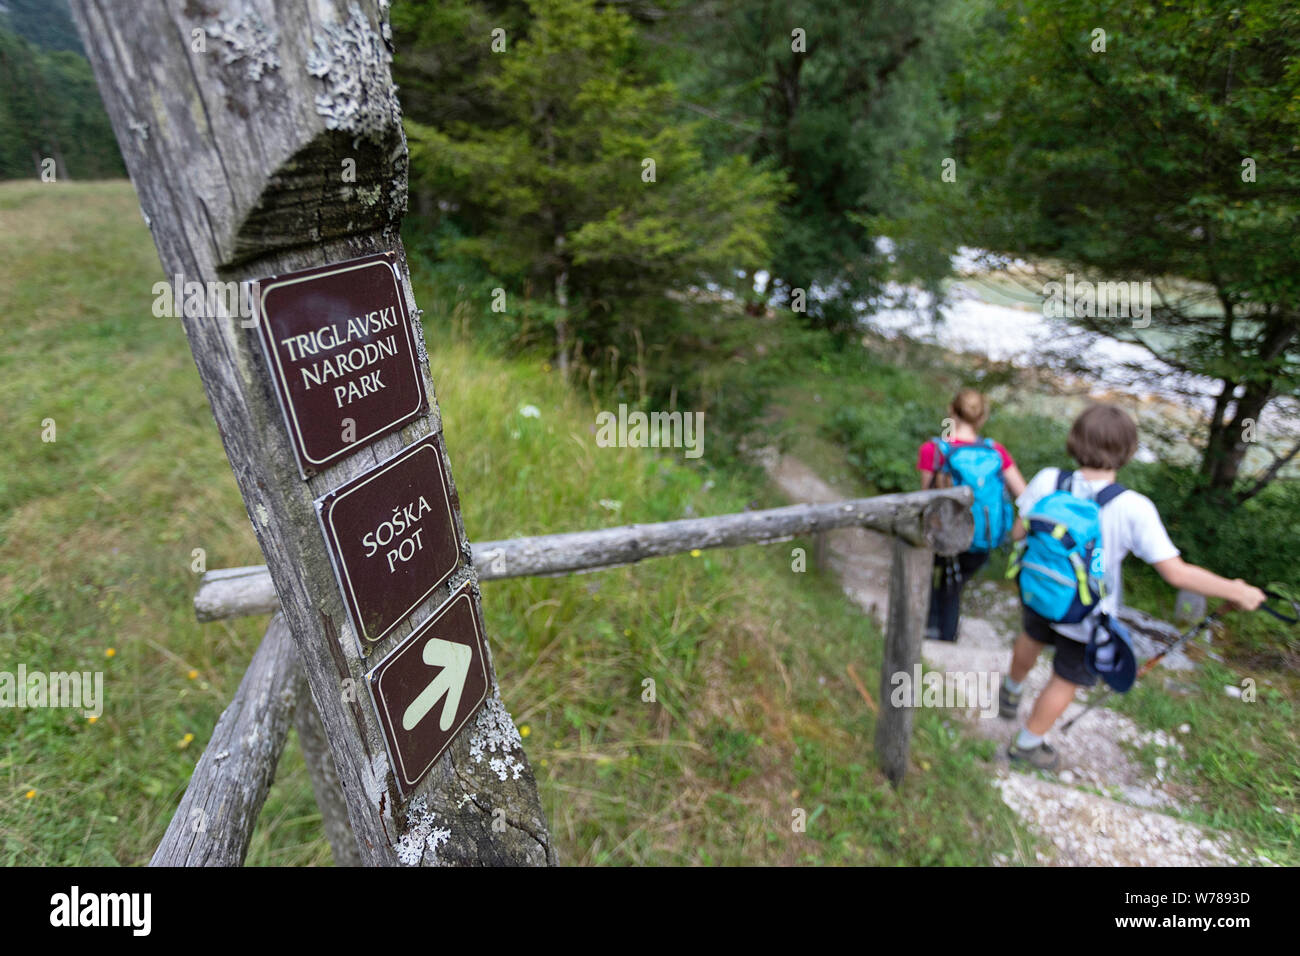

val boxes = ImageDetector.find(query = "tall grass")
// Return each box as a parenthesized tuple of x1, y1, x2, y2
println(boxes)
(0, 181, 1026, 866)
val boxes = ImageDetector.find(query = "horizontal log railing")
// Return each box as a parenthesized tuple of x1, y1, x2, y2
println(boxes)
(159, 487, 976, 865)
(195, 488, 974, 620)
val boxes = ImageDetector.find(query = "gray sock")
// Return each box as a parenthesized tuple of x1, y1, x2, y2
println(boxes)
(1004, 675, 1024, 694)
(1015, 728, 1044, 749)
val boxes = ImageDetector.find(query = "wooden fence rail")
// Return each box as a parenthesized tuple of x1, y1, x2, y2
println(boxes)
(195, 488, 974, 619)
(159, 487, 973, 864)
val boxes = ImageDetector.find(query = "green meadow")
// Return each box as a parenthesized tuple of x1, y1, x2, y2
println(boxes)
(0, 181, 1028, 865)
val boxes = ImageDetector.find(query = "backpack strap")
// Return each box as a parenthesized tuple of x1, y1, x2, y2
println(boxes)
(1026, 518, 1075, 549)
(1095, 483, 1127, 508)
(1056, 471, 1126, 507)
(931, 437, 951, 473)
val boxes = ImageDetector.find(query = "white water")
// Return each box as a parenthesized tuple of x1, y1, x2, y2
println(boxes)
(746, 250, 1297, 441)
(855, 249, 1297, 435)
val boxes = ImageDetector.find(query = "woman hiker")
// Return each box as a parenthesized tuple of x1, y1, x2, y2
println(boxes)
(917, 389, 1027, 642)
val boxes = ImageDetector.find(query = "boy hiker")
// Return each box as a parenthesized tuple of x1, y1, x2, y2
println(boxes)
(918, 389, 1027, 642)
(1000, 404, 1266, 770)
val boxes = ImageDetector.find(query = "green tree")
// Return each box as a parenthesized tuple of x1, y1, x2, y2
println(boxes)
(0, 0, 82, 54)
(671, 0, 957, 337)
(958, 0, 1300, 506)
(0, 26, 124, 180)
(404, 0, 786, 373)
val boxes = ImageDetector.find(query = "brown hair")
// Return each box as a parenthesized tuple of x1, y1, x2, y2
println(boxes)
(1067, 404, 1138, 470)
(949, 388, 989, 428)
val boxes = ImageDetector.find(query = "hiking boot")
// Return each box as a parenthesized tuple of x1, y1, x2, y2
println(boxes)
(1007, 737, 1059, 771)
(998, 681, 1021, 719)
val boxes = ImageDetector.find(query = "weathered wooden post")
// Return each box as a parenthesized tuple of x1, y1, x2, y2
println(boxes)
(71, 0, 553, 865)
(873, 492, 971, 786)
(150, 614, 305, 866)
(293, 682, 363, 867)
(874, 537, 933, 785)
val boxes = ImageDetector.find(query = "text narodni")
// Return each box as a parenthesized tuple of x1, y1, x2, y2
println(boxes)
(279, 306, 402, 409)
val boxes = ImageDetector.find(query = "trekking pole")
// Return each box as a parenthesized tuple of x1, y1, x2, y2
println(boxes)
(1260, 589, 1300, 626)
(1060, 603, 1229, 734)
(1060, 590, 1298, 734)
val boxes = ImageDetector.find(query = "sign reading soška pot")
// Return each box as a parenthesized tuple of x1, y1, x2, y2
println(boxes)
(315, 435, 461, 649)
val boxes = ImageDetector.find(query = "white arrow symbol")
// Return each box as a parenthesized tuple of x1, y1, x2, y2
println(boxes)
(401, 638, 472, 732)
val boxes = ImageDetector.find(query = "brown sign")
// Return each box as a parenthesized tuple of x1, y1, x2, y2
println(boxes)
(254, 252, 427, 476)
(316, 435, 461, 648)
(367, 586, 489, 793)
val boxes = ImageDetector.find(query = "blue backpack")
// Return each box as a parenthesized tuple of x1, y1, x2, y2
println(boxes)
(1008, 470, 1126, 623)
(932, 437, 1013, 552)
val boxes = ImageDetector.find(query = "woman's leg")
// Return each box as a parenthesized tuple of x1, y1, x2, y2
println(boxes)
(936, 551, 989, 642)
(926, 557, 947, 639)
(928, 555, 961, 641)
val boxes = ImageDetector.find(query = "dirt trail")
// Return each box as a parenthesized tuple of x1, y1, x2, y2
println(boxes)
(764, 450, 1255, 866)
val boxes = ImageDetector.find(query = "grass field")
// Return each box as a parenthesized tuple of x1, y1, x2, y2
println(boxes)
(0, 181, 1031, 866)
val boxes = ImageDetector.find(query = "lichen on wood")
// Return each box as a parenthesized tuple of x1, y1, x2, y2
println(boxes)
(467, 693, 526, 782)
(306, 2, 402, 143)
(206, 10, 281, 81)
(396, 796, 452, 865)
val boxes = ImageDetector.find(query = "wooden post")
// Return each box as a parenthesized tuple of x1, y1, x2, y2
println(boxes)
(874, 536, 934, 786)
(813, 530, 829, 572)
(71, 0, 553, 865)
(152, 614, 305, 866)
(293, 689, 363, 867)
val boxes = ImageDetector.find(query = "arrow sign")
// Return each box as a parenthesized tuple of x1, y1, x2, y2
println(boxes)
(367, 586, 490, 793)
(402, 639, 472, 732)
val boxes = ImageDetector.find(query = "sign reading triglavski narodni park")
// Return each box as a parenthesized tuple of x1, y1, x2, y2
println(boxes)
(367, 586, 490, 793)
(254, 253, 427, 476)
(316, 435, 461, 648)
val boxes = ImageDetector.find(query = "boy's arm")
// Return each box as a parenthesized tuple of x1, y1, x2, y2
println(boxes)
(1152, 557, 1266, 611)
(1010, 467, 1049, 542)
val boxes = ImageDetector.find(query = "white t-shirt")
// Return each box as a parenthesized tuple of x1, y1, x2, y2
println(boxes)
(1016, 468, 1180, 642)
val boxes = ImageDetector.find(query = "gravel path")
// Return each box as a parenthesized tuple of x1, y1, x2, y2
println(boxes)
(764, 451, 1252, 866)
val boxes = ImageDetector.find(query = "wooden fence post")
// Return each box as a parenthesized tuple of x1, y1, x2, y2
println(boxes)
(71, 0, 553, 865)
(874, 537, 936, 786)
(151, 614, 304, 866)
(192, 488, 977, 619)
(293, 689, 363, 867)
